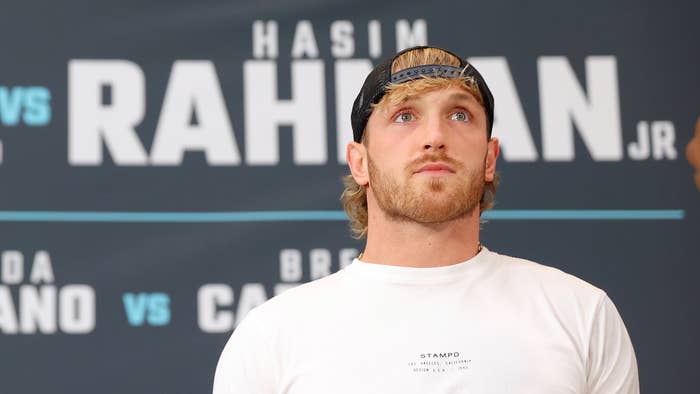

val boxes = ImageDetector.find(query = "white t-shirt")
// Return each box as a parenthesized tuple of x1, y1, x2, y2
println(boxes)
(213, 247, 639, 394)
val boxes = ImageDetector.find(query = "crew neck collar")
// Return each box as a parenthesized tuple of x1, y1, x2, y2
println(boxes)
(345, 246, 493, 285)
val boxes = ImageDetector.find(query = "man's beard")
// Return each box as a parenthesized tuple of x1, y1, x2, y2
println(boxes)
(367, 152, 485, 224)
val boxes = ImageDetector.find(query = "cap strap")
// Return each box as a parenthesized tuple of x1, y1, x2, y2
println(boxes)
(390, 64, 465, 84)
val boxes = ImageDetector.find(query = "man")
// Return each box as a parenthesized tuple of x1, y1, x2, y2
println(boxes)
(213, 46, 639, 393)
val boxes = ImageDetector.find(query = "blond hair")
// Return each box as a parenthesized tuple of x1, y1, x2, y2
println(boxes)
(341, 48, 498, 239)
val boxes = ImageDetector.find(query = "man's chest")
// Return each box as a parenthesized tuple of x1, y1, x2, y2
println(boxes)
(276, 319, 588, 394)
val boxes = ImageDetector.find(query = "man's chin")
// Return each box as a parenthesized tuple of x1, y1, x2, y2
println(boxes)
(406, 199, 478, 223)
(411, 210, 474, 224)
(410, 177, 455, 193)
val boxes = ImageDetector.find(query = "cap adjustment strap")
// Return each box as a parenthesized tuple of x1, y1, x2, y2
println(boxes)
(390, 64, 465, 84)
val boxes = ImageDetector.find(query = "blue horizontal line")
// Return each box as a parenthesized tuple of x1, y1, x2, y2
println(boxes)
(483, 210, 685, 220)
(0, 210, 347, 222)
(0, 210, 685, 222)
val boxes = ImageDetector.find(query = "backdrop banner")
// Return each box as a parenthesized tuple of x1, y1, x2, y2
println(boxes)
(0, 1, 698, 393)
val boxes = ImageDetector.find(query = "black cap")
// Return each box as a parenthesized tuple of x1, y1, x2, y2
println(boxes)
(350, 46, 495, 143)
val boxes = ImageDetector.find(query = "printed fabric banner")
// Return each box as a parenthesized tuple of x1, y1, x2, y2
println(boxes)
(0, 0, 698, 393)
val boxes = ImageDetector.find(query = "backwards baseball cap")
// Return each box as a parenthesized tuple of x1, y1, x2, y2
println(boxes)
(350, 46, 494, 143)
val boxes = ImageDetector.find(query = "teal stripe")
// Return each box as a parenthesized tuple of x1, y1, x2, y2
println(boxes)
(0, 210, 346, 222)
(483, 210, 685, 220)
(0, 210, 685, 222)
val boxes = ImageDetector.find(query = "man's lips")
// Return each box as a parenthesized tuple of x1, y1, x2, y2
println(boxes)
(415, 163, 455, 174)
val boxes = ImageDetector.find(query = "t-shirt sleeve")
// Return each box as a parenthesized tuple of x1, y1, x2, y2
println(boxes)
(212, 309, 278, 394)
(586, 292, 640, 394)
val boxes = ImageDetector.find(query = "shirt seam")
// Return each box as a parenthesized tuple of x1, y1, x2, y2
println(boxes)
(246, 308, 282, 391)
(585, 289, 608, 385)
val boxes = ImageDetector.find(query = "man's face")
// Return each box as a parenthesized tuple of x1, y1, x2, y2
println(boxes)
(363, 85, 497, 223)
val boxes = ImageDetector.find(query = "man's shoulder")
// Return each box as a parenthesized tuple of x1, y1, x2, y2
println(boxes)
(248, 268, 348, 324)
(486, 249, 606, 301)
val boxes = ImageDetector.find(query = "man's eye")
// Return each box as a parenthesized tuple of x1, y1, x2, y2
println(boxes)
(394, 112, 414, 123)
(450, 111, 470, 122)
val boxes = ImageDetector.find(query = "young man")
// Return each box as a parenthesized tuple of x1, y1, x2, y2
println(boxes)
(213, 46, 639, 393)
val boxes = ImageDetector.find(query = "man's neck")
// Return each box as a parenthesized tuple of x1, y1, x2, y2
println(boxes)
(360, 208, 482, 268)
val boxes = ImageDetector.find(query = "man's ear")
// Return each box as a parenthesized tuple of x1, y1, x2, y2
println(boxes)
(485, 137, 499, 182)
(347, 141, 369, 186)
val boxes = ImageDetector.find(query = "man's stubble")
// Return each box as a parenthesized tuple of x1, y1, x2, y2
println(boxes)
(367, 152, 485, 224)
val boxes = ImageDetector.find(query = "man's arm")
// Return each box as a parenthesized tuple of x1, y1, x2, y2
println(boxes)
(212, 309, 278, 394)
(586, 293, 640, 393)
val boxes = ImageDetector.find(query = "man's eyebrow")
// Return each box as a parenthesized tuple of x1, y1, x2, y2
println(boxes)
(382, 90, 479, 110)
(446, 91, 478, 104)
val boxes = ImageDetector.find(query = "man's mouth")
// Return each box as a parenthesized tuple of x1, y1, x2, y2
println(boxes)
(415, 163, 456, 175)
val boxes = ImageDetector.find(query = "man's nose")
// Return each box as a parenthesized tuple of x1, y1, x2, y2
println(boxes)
(422, 116, 447, 151)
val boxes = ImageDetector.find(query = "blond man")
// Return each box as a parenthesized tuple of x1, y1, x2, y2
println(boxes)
(213, 46, 639, 394)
